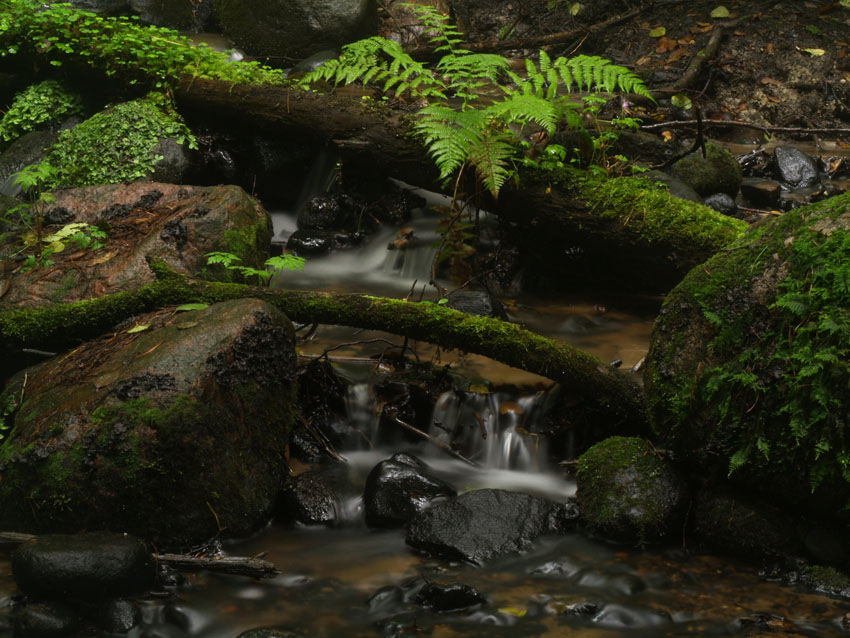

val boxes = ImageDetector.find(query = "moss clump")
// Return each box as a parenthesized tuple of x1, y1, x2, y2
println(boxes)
(576, 436, 688, 545)
(45, 93, 195, 188)
(0, 80, 84, 149)
(672, 142, 743, 197)
(803, 565, 850, 597)
(645, 192, 850, 517)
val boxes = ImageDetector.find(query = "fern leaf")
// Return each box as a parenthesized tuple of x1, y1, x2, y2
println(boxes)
(467, 128, 515, 198)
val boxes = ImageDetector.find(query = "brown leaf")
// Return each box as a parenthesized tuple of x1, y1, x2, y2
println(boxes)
(667, 47, 689, 62)
(90, 249, 118, 266)
(766, 42, 775, 55)
(760, 77, 781, 85)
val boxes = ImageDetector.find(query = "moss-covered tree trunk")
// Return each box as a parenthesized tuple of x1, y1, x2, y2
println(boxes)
(0, 266, 646, 431)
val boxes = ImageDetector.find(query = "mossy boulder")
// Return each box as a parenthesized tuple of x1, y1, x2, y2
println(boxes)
(214, 0, 377, 61)
(0, 182, 272, 311)
(671, 142, 743, 198)
(576, 436, 689, 544)
(0, 80, 84, 152)
(44, 94, 193, 188)
(644, 191, 850, 523)
(0, 298, 297, 545)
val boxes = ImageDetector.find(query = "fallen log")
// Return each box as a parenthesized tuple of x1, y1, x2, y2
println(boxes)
(0, 264, 647, 431)
(156, 553, 280, 579)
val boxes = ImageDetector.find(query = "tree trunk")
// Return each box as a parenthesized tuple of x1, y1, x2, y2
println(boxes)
(0, 264, 646, 431)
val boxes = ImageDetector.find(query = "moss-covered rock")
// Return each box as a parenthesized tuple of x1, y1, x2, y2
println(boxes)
(0, 298, 297, 546)
(644, 191, 850, 522)
(0, 182, 272, 312)
(576, 436, 689, 545)
(672, 142, 743, 198)
(45, 93, 194, 188)
(0, 80, 84, 151)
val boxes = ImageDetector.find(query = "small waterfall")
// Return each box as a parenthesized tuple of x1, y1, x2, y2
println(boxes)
(344, 383, 380, 445)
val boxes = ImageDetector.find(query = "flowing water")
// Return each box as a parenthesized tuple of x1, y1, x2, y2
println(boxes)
(2, 176, 850, 636)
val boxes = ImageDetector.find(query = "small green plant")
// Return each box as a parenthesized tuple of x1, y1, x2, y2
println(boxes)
(0, 79, 83, 149)
(205, 251, 306, 285)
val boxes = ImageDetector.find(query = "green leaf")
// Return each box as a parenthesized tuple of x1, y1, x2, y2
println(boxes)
(649, 26, 666, 37)
(127, 323, 150, 334)
(671, 94, 693, 110)
(710, 5, 730, 18)
(175, 303, 208, 312)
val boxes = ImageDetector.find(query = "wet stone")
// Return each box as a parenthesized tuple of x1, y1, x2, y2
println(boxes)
(703, 192, 737, 216)
(278, 463, 358, 526)
(741, 178, 781, 207)
(12, 533, 155, 600)
(237, 628, 305, 638)
(415, 582, 486, 613)
(774, 146, 819, 188)
(12, 601, 80, 638)
(286, 229, 335, 256)
(92, 598, 140, 634)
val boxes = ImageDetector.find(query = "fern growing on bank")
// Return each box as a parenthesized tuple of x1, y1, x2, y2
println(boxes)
(301, 4, 651, 197)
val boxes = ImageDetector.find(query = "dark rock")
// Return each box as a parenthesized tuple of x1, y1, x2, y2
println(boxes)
(214, 0, 378, 61)
(644, 170, 702, 203)
(363, 454, 456, 528)
(286, 228, 335, 256)
(405, 488, 574, 564)
(289, 49, 339, 74)
(0, 129, 58, 196)
(415, 582, 486, 612)
(237, 629, 305, 638)
(12, 601, 80, 637)
(0, 299, 297, 545)
(279, 463, 358, 526)
(703, 193, 737, 216)
(562, 601, 600, 616)
(63, 0, 129, 15)
(576, 436, 689, 544)
(591, 603, 672, 628)
(129, 0, 212, 31)
(446, 290, 507, 319)
(12, 533, 155, 600)
(740, 178, 781, 207)
(148, 137, 192, 185)
(367, 585, 405, 614)
(671, 143, 743, 198)
(297, 195, 351, 230)
(690, 491, 801, 561)
(92, 598, 141, 633)
(800, 525, 846, 565)
(774, 145, 819, 188)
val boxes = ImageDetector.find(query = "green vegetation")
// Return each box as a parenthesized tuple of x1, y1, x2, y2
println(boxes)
(0, 0, 287, 88)
(45, 93, 195, 188)
(205, 251, 307, 286)
(0, 79, 83, 149)
(301, 4, 651, 197)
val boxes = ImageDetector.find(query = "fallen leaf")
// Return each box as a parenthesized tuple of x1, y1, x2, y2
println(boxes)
(734, 30, 745, 36)
(797, 47, 826, 56)
(649, 26, 666, 37)
(692, 23, 713, 33)
(662, 130, 674, 141)
(176, 302, 209, 312)
(127, 323, 150, 334)
(498, 607, 528, 618)
(468, 383, 489, 394)
(177, 321, 200, 330)
(90, 249, 118, 265)
(766, 43, 775, 55)
(696, 21, 711, 26)
(767, 95, 781, 103)
(677, 37, 695, 45)
(760, 77, 781, 85)
(636, 54, 653, 65)
(671, 93, 693, 109)
(710, 5, 730, 17)
(667, 47, 689, 62)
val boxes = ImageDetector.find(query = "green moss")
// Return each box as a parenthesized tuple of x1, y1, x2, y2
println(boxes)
(647, 192, 850, 511)
(804, 565, 850, 593)
(45, 93, 196, 188)
(671, 142, 743, 197)
(0, 79, 84, 149)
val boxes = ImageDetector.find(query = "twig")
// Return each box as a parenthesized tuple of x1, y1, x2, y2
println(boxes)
(640, 119, 850, 136)
(657, 21, 734, 94)
(0, 531, 36, 544)
(156, 553, 280, 578)
(387, 415, 478, 466)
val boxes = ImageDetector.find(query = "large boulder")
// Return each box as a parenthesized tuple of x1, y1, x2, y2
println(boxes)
(0, 298, 297, 545)
(0, 182, 272, 311)
(214, 0, 378, 61)
(405, 488, 577, 564)
(644, 191, 850, 523)
(576, 436, 689, 545)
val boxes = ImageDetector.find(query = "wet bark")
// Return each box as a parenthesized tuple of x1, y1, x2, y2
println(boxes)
(0, 264, 647, 432)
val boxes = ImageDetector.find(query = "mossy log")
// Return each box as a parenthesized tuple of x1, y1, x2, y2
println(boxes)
(0, 265, 646, 431)
(176, 78, 746, 289)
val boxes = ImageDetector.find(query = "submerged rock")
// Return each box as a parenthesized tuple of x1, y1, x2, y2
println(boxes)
(576, 436, 689, 545)
(405, 488, 576, 564)
(363, 453, 456, 528)
(0, 298, 297, 545)
(12, 533, 155, 600)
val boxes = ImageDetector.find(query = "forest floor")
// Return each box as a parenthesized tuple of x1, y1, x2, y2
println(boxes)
(380, 0, 850, 145)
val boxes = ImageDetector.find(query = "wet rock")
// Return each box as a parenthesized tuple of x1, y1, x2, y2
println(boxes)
(800, 565, 850, 598)
(774, 145, 819, 188)
(691, 491, 801, 561)
(591, 603, 672, 628)
(279, 463, 358, 526)
(63, 0, 129, 15)
(415, 581, 486, 612)
(92, 598, 141, 633)
(644, 170, 702, 203)
(214, 0, 378, 61)
(0, 299, 297, 545)
(562, 601, 600, 616)
(576, 436, 689, 545)
(12, 533, 155, 600)
(573, 569, 646, 596)
(405, 488, 576, 565)
(12, 601, 80, 637)
(298, 194, 350, 230)
(363, 454, 456, 528)
(149, 137, 192, 184)
(446, 290, 507, 319)
(0, 183, 272, 311)
(671, 143, 743, 198)
(367, 585, 405, 614)
(741, 177, 781, 207)
(286, 228, 335, 256)
(644, 191, 850, 522)
(290, 49, 339, 75)
(237, 629, 305, 638)
(0, 129, 59, 196)
(703, 192, 737, 216)
(129, 0, 212, 31)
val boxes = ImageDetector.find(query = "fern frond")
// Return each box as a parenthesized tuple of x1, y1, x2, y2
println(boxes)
(467, 128, 515, 198)
(414, 105, 487, 179)
(486, 94, 558, 134)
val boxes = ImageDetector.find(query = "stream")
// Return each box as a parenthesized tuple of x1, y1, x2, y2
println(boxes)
(3, 188, 850, 637)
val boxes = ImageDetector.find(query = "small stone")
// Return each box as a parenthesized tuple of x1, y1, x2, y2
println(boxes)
(703, 193, 737, 216)
(415, 582, 486, 612)
(13, 601, 80, 637)
(741, 178, 781, 207)
(774, 146, 819, 188)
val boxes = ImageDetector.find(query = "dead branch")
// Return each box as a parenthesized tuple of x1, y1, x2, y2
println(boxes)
(156, 553, 280, 578)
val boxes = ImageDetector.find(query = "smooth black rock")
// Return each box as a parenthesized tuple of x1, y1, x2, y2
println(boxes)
(13, 601, 80, 637)
(364, 454, 456, 528)
(278, 463, 357, 526)
(740, 178, 781, 207)
(446, 290, 507, 319)
(286, 228, 335, 256)
(774, 145, 819, 188)
(415, 582, 485, 612)
(12, 533, 155, 600)
(405, 488, 575, 565)
(92, 598, 140, 633)
(297, 195, 350, 230)
(703, 192, 737, 216)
